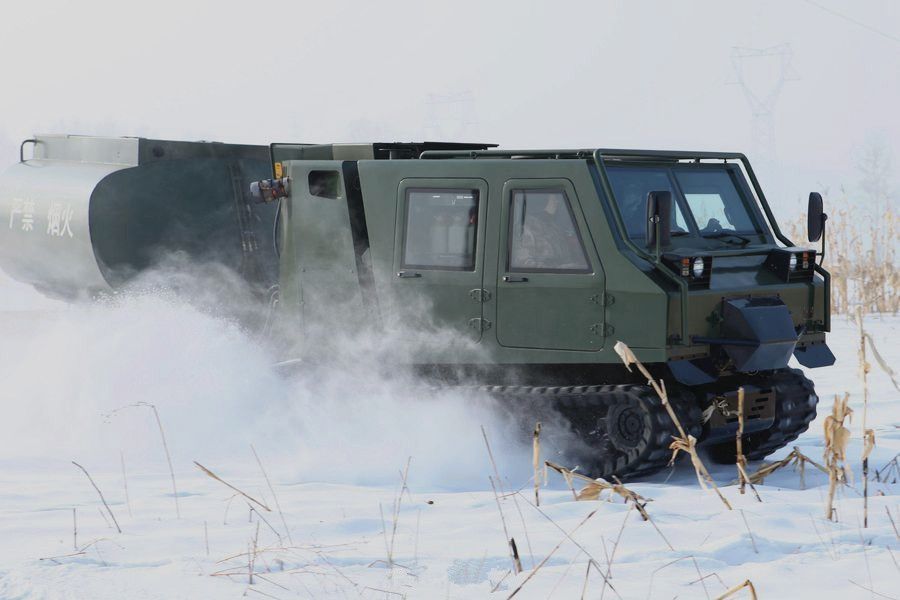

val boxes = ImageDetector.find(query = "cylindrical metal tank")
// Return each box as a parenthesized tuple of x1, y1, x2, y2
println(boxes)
(0, 135, 277, 299)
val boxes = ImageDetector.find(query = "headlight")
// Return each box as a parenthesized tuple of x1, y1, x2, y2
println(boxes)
(692, 257, 705, 278)
(765, 248, 816, 282)
(663, 254, 712, 288)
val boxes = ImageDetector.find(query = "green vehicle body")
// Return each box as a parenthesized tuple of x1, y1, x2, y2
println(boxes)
(266, 143, 831, 379)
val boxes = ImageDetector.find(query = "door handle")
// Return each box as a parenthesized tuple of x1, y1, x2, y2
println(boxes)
(397, 271, 422, 278)
(503, 275, 528, 283)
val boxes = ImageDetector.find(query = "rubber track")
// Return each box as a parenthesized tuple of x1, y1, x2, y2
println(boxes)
(740, 368, 819, 460)
(706, 368, 819, 462)
(471, 383, 702, 481)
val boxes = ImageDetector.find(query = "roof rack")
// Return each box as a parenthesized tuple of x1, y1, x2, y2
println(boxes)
(420, 148, 594, 160)
(419, 148, 748, 161)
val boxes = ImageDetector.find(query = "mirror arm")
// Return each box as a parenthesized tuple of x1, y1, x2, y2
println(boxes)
(818, 214, 828, 266)
(649, 215, 662, 263)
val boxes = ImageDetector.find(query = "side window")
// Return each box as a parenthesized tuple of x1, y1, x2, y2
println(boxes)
(508, 189, 591, 273)
(402, 188, 478, 270)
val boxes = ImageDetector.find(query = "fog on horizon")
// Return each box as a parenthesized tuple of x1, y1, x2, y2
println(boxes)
(1, 0, 898, 219)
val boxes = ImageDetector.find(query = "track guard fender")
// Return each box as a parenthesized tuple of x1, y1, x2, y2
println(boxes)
(793, 343, 836, 368)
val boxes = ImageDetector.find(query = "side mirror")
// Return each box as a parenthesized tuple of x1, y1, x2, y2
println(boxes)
(807, 192, 827, 242)
(646, 191, 672, 250)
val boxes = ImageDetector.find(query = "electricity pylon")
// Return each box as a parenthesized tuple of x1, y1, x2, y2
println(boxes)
(729, 44, 800, 161)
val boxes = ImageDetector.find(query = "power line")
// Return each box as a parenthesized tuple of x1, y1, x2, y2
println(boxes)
(801, 0, 900, 45)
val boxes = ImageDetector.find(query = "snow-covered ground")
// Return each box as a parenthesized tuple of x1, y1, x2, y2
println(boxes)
(0, 280, 897, 599)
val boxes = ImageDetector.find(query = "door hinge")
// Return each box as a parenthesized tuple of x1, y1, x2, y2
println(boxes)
(590, 322, 614, 337)
(469, 288, 492, 303)
(589, 293, 615, 306)
(468, 317, 492, 332)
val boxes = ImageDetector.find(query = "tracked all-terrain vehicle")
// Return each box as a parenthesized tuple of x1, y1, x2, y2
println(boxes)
(0, 135, 836, 479)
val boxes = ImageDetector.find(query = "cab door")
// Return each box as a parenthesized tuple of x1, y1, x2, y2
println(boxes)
(391, 178, 488, 341)
(496, 178, 605, 351)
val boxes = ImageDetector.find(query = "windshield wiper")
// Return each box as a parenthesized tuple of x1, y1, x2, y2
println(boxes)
(703, 231, 752, 246)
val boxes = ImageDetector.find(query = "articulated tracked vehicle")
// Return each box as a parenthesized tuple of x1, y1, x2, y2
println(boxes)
(0, 135, 836, 479)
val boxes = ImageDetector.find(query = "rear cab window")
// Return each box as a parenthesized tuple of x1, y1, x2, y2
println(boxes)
(402, 188, 479, 270)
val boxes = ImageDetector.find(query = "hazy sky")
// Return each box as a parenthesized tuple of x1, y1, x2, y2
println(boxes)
(1, 0, 898, 217)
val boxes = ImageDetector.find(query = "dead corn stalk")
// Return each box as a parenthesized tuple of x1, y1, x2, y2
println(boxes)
(735, 388, 761, 502)
(544, 460, 675, 551)
(614, 341, 732, 510)
(715, 579, 757, 600)
(743, 446, 828, 487)
(856, 308, 876, 528)
(824, 393, 853, 521)
(544, 461, 650, 519)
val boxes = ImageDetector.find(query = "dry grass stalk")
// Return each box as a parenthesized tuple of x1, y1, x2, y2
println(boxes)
(71, 461, 121, 534)
(847, 580, 899, 600)
(204, 520, 210, 556)
(249, 505, 283, 544)
(72, 508, 77, 551)
(888, 546, 900, 573)
(482, 425, 506, 494)
(378, 502, 391, 568)
(507, 509, 600, 599)
(743, 446, 828, 486)
(513, 490, 621, 596)
(248, 521, 260, 585)
(97, 506, 112, 530)
(194, 461, 271, 512)
(509, 493, 536, 569)
(824, 393, 854, 521)
(489, 475, 520, 574)
(740, 510, 758, 554)
(482, 426, 521, 575)
(39, 550, 87, 564)
(646, 556, 710, 600)
(491, 570, 512, 593)
(600, 504, 633, 600)
(887, 507, 900, 541)
(532, 422, 542, 507)
(251, 445, 293, 546)
(387, 458, 412, 569)
(614, 340, 733, 510)
(141, 403, 180, 518)
(875, 454, 899, 483)
(119, 451, 132, 518)
(714, 579, 757, 600)
(580, 560, 593, 600)
(735, 388, 762, 502)
(689, 555, 712, 600)
(513, 491, 618, 592)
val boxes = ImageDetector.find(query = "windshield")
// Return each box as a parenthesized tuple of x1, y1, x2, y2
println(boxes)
(605, 164, 768, 246)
